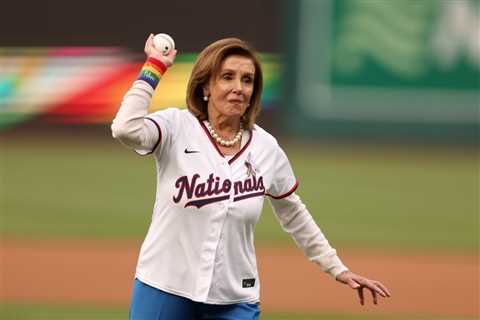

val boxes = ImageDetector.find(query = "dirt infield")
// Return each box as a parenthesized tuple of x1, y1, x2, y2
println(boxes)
(1, 239, 478, 317)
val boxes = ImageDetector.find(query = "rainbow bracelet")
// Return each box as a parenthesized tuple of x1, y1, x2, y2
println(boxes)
(138, 57, 167, 89)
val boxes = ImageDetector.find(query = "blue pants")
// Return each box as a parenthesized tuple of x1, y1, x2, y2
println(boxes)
(129, 278, 261, 320)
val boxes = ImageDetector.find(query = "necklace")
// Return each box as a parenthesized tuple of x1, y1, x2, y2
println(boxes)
(205, 121, 243, 147)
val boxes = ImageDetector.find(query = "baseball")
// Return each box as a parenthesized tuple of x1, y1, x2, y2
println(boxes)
(153, 33, 175, 55)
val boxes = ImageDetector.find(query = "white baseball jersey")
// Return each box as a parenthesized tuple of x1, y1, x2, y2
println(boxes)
(112, 80, 348, 304)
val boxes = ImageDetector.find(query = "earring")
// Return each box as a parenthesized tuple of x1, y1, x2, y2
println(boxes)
(203, 96, 209, 101)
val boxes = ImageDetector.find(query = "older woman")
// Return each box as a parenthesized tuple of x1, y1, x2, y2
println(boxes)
(112, 34, 390, 320)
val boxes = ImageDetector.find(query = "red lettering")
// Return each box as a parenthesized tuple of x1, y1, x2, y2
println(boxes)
(234, 181, 244, 195)
(244, 179, 252, 192)
(195, 182, 206, 198)
(173, 174, 199, 203)
(223, 180, 232, 193)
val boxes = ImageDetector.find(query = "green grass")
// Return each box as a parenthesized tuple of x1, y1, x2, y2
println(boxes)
(1, 133, 478, 251)
(0, 303, 475, 320)
(255, 142, 479, 251)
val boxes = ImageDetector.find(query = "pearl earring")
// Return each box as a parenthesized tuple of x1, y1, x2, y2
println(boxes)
(203, 96, 209, 101)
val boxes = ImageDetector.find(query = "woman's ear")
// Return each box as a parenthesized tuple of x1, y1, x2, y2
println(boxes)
(202, 84, 210, 98)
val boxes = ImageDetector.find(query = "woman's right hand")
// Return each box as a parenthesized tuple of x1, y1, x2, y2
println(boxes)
(144, 33, 177, 68)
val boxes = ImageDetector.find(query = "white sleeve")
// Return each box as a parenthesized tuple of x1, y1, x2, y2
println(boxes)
(111, 80, 160, 154)
(268, 192, 349, 278)
(265, 143, 298, 198)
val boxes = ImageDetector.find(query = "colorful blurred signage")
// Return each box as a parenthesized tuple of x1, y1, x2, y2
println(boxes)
(0, 49, 281, 130)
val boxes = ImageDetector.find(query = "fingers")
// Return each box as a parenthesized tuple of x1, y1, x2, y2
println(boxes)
(357, 287, 364, 306)
(357, 277, 388, 297)
(375, 280, 392, 297)
(339, 272, 391, 306)
(356, 285, 378, 306)
(145, 33, 154, 55)
(369, 280, 390, 298)
(347, 278, 361, 290)
(371, 288, 378, 305)
(143, 33, 177, 68)
(147, 33, 154, 44)
(354, 277, 391, 306)
(164, 49, 178, 67)
(167, 49, 177, 59)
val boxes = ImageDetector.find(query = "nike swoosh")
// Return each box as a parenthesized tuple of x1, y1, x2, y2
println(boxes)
(184, 148, 200, 154)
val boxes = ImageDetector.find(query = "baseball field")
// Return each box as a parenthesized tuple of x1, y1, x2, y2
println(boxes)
(1, 126, 478, 319)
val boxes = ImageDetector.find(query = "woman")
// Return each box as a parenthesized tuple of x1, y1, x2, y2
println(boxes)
(112, 34, 391, 320)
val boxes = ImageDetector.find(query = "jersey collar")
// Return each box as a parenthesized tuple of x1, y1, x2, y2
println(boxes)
(198, 118, 253, 165)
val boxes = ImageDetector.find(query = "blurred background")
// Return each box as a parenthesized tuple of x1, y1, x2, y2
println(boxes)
(1, 0, 478, 319)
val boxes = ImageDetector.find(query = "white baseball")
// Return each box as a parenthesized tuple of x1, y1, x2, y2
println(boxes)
(153, 33, 175, 55)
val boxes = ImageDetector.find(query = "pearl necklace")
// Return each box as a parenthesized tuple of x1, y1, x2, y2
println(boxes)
(205, 121, 243, 147)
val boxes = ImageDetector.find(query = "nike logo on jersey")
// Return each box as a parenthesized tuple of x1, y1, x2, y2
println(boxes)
(184, 148, 200, 154)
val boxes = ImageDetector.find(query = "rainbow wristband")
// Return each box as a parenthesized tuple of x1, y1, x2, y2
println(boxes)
(138, 57, 167, 89)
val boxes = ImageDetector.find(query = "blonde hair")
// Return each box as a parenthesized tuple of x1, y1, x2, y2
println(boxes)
(186, 38, 263, 130)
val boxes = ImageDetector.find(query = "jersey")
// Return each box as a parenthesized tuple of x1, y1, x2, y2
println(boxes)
(134, 107, 297, 304)
(112, 80, 348, 306)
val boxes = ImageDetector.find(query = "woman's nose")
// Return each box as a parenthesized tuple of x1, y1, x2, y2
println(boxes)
(232, 80, 242, 93)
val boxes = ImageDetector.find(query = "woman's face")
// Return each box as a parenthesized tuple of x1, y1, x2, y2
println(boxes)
(204, 54, 255, 119)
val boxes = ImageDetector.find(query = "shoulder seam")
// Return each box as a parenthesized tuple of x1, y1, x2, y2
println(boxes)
(265, 181, 299, 199)
(140, 117, 162, 155)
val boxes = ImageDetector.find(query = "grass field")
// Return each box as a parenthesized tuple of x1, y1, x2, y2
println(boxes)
(0, 304, 476, 320)
(1, 131, 478, 252)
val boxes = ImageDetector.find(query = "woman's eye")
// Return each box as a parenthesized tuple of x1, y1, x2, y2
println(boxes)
(243, 77, 253, 83)
(222, 74, 232, 80)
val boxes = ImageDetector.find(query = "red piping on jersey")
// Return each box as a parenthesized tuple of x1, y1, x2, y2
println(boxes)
(228, 130, 253, 165)
(198, 119, 253, 165)
(140, 117, 162, 155)
(265, 181, 299, 199)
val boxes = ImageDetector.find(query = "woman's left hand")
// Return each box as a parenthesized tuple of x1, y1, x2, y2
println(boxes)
(336, 270, 391, 305)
